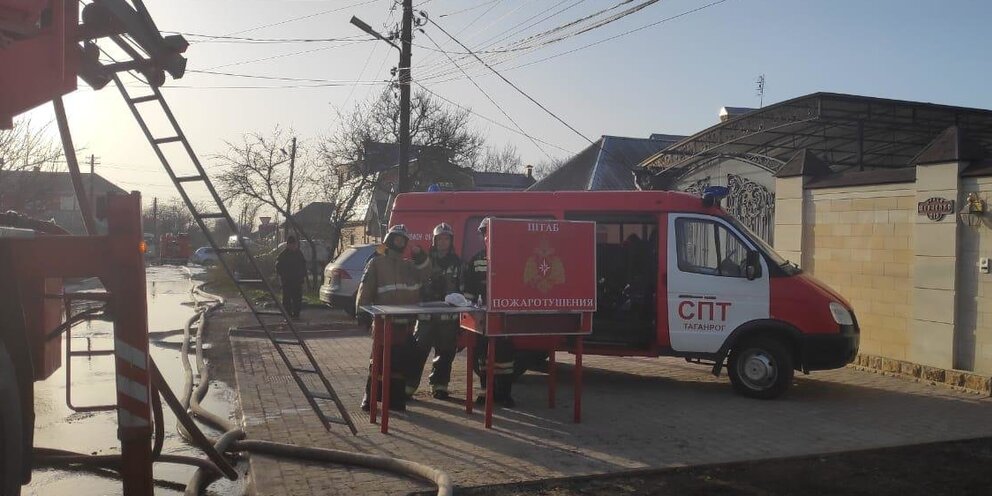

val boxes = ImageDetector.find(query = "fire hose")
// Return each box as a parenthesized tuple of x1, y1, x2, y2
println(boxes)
(180, 275, 453, 496)
(34, 271, 452, 496)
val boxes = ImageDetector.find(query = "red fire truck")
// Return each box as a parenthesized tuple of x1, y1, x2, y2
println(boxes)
(389, 190, 859, 399)
(158, 232, 191, 264)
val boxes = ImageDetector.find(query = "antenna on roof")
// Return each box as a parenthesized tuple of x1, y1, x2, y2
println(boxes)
(755, 74, 766, 108)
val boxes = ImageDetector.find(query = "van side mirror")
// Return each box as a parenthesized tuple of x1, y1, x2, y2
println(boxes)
(745, 250, 762, 280)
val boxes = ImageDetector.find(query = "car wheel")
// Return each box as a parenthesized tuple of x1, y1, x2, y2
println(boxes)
(728, 336, 793, 399)
(344, 295, 357, 318)
(0, 341, 24, 496)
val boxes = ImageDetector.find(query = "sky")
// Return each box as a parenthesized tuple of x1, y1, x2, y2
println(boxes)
(20, 0, 992, 212)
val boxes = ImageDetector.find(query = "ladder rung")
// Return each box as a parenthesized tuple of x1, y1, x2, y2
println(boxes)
(196, 212, 226, 219)
(175, 174, 205, 183)
(273, 338, 302, 346)
(69, 350, 115, 357)
(153, 136, 182, 145)
(309, 391, 336, 401)
(235, 279, 264, 285)
(291, 367, 318, 374)
(129, 95, 159, 104)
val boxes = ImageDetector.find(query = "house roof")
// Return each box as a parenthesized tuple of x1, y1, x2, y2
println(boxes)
(0, 170, 127, 196)
(638, 92, 992, 189)
(471, 170, 535, 191)
(286, 201, 336, 226)
(361, 141, 446, 173)
(528, 135, 676, 191)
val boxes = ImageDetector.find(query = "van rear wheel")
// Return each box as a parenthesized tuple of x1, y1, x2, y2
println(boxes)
(728, 337, 793, 399)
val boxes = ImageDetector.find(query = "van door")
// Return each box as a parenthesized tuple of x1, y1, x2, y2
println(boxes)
(666, 214, 769, 353)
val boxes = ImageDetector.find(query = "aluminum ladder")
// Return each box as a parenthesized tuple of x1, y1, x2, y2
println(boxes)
(111, 74, 357, 433)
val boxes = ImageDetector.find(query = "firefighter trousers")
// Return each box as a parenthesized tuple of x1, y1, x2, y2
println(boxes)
(473, 336, 516, 401)
(409, 320, 459, 395)
(363, 323, 415, 407)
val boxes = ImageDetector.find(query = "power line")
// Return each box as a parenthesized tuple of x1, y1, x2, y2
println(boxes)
(413, 81, 572, 155)
(426, 16, 596, 146)
(224, 0, 388, 36)
(187, 69, 390, 84)
(198, 41, 367, 71)
(438, 0, 499, 18)
(176, 32, 374, 44)
(420, 30, 554, 161)
(422, 0, 733, 84)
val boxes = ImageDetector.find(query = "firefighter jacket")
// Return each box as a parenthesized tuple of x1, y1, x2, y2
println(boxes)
(423, 249, 462, 301)
(461, 249, 488, 305)
(355, 248, 430, 319)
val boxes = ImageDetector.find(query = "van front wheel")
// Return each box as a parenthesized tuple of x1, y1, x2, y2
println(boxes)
(728, 337, 793, 399)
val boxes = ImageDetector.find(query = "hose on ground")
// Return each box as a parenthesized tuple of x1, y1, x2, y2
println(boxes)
(180, 273, 454, 496)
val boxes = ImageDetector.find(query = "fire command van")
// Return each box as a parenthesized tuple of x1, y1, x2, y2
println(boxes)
(389, 190, 859, 399)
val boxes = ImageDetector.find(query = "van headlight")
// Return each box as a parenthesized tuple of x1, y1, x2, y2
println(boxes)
(829, 302, 854, 326)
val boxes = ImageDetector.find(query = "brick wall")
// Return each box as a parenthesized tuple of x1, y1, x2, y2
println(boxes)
(804, 184, 916, 360)
(958, 178, 992, 374)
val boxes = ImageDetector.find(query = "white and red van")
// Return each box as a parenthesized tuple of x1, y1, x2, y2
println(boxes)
(389, 190, 859, 399)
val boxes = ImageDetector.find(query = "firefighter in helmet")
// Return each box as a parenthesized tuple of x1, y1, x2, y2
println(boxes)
(357, 224, 429, 412)
(462, 217, 518, 407)
(408, 222, 462, 399)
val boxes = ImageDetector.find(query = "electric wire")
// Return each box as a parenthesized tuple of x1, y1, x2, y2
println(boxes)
(419, 30, 554, 161)
(225, 0, 388, 36)
(426, 17, 596, 146)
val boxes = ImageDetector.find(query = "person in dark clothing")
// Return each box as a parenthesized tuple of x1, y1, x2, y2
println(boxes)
(408, 222, 462, 399)
(462, 218, 517, 408)
(276, 236, 307, 319)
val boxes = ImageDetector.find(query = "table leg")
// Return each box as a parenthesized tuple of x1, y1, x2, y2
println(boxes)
(369, 316, 382, 424)
(485, 337, 495, 429)
(382, 318, 393, 434)
(548, 347, 557, 408)
(574, 336, 583, 423)
(465, 332, 475, 414)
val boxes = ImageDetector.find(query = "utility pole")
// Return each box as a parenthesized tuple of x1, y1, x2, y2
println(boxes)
(88, 154, 97, 212)
(398, 0, 413, 193)
(350, 5, 412, 192)
(756, 74, 766, 109)
(152, 196, 158, 248)
(285, 136, 297, 240)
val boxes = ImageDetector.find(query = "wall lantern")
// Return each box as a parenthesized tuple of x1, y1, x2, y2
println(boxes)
(958, 193, 986, 227)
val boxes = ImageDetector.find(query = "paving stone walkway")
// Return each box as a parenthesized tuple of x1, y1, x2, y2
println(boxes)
(231, 330, 992, 495)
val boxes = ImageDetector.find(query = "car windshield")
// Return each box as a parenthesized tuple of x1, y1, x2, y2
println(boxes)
(723, 215, 801, 274)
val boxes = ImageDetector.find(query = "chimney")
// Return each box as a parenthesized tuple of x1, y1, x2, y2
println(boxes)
(525, 164, 533, 179)
(259, 216, 271, 226)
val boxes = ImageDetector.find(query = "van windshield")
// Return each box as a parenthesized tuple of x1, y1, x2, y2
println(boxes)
(723, 215, 801, 275)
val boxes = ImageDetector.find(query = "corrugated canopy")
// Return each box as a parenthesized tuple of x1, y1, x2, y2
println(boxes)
(637, 92, 992, 188)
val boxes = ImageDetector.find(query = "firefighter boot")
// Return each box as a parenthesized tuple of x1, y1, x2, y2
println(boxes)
(389, 378, 407, 411)
(495, 376, 516, 408)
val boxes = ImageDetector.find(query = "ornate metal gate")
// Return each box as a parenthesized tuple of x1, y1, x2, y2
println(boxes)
(680, 174, 776, 243)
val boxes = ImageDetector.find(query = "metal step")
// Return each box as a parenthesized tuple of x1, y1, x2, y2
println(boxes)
(128, 95, 159, 104)
(152, 136, 182, 145)
(112, 73, 358, 434)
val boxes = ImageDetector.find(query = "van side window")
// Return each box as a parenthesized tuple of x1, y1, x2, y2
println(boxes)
(675, 218, 748, 278)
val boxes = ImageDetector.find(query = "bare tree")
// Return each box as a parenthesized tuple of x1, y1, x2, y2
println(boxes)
(215, 127, 323, 285)
(530, 157, 565, 181)
(323, 89, 486, 172)
(473, 143, 524, 173)
(0, 118, 63, 209)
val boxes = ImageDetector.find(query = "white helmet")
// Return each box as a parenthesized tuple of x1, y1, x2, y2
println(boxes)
(433, 222, 454, 238)
(383, 224, 409, 246)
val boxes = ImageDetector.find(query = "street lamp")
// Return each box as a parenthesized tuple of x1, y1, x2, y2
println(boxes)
(350, 16, 399, 51)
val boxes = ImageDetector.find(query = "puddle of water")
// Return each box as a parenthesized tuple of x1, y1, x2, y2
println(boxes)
(25, 265, 246, 496)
